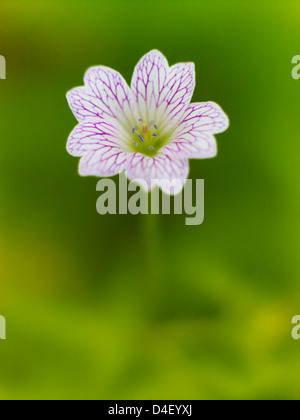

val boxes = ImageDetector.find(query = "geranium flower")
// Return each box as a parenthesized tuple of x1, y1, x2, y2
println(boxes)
(66, 50, 229, 194)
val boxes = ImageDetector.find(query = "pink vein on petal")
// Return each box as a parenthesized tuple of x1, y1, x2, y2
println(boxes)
(131, 50, 195, 130)
(67, 119, 130, 177)
(162, 102, 229, 159)
(67, 67, 134, 128)
(126, 152, 189, 193)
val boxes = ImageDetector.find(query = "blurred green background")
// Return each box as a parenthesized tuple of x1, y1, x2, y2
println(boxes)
(0, 0, 300, 400)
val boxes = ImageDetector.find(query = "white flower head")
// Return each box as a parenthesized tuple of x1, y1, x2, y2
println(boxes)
(66, 50, 229, 194)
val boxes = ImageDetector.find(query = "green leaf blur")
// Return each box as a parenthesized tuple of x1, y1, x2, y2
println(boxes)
(0, 0, 299, 400)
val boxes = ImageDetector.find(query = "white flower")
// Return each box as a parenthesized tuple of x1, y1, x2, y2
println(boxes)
(66, 50, 229, 194)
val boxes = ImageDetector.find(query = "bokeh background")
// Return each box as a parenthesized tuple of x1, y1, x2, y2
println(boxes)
(0, 0, 300, 400)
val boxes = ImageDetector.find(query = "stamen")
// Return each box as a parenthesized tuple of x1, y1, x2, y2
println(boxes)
(142, 123, 148, 135)
(131, 119, 160, 154)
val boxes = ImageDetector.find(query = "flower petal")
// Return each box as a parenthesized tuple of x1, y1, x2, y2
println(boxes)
(182, 102, 229, 134)
(162, 132, 217, 159)
(67, 119, 130, 177)
(126, 152, 189, 194)
(161, 102, 229, 159)
(66, 86, 103, 122)
(131, 50, 195, 131)
(67, 66, 134, 128)
(79, 148, 129, 177)
(67, 118, 129, 156)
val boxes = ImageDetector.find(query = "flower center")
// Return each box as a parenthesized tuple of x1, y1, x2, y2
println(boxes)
(131, 119, 164, 156)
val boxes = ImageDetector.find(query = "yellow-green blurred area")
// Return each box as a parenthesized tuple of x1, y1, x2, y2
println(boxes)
(0, 0, 300, 400)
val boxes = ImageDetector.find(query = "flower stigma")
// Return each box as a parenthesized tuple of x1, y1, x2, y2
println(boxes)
(131, 119, 164, 156)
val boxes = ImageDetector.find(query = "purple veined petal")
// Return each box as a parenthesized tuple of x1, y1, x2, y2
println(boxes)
(126, 152, 189, 195)
(161, 101, 229, 159)
(79, 148, 129, 177)
(161, 132, 217, 159)
(67, 118, 130, 157)
(66, 119, 130, 177)
(178, 102, 229, 134)
(131, 50, 195, 131)
(67, 66, 135, 128)
(66, 86, 103, 123)
(156, 62, 195, 132)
